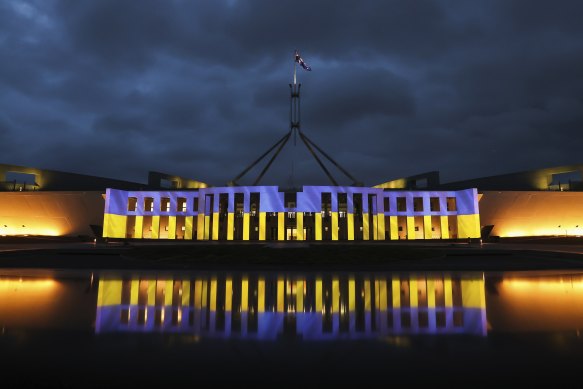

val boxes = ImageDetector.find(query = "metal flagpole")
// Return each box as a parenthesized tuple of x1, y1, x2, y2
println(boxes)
(298, 131, 339, 186)
(291, 56, 297, 187)
(253, 132, 292, 185)
(227, 49, 362, 187)
(293, 54, 297, 86)
(301, 133, 363, 186)
(228, 132, 290, 186)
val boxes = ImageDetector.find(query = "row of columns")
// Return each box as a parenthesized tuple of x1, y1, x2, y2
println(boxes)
(121, 213, 472, 240)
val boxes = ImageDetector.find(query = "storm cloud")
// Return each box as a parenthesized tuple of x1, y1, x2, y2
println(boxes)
(1, 0, 582, 186)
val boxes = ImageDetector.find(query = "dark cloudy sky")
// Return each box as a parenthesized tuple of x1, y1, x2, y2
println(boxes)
(2, 0, 583, 187)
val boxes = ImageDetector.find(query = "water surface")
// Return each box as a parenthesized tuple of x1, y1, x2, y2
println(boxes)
(2, 268, 582, 386)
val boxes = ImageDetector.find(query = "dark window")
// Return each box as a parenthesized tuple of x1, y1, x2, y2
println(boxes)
(127, 197, 137, 212)
(193, 197, 199, 212)
(338, 193, 347, 217)
(383, 197, 390, 212)
(430, 197, 440, 212)
(321, 193, 331, 217)
(338, 193, 347, 211)
(235, 193, 244, 217)
(353, 193, 363, 216)
(447, 197, 457, 212)
(177, 197, 187, 212)
(285, 192, 297, 208)
(219, 194, 228, 216)
(396, 197, 407, 212)
(413, 197, 423, 212)
(250, 193, 260, 217)
(161, 197, 170, 212)
(144, 197, 154, 212)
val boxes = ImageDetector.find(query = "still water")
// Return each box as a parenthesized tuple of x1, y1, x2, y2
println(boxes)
(2, 269, 583, 386)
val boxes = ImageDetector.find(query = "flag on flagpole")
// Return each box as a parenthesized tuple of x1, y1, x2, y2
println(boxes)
(294, 49, 312, 71)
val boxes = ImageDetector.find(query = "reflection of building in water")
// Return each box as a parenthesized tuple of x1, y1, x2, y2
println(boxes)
(96, 273, 487, 338)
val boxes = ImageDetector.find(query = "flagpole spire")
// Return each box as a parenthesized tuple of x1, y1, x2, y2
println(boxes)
(293, 53, 297, 85)
(228, 49, 362, 187)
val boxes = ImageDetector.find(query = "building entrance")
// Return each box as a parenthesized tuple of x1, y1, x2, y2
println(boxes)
(286, 227, 297, 240)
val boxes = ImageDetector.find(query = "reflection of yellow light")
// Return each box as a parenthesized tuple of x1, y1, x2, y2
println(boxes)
(181, 336, 200, 343)
(0, 278, 60, 321)
(493, 275, 583, 332)
(382, 336, 411, 347)
(503, 277, 583, 291)
(0, 278, 57, 290)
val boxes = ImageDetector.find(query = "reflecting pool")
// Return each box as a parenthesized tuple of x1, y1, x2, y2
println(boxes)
(2, 269, 583, 386)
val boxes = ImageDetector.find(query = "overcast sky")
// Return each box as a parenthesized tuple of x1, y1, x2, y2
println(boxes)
(1, 0, 583, 187)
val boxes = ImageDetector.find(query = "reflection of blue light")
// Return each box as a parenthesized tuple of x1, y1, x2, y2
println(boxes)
(96, 272, 488, 339)
(96, 306, 486, 339)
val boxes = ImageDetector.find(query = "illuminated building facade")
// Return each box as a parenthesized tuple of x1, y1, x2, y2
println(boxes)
(0, 164, 206, 238)
(382, 164, 583, 239)
(102, 186, 481, 241)
(0, 191, 105, 237)
(96, 273, 487, 338)
(477, 190, 583, 238)
(6, 162, 583, 241)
